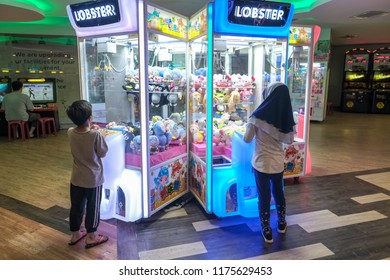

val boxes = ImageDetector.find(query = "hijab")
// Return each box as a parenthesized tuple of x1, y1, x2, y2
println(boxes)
(249, 82, 296, 144)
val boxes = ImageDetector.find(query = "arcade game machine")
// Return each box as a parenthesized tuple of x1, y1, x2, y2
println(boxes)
(285, 25, 320, 178)
(188, 0, 294, 218)
(0, 77, 11, 136)
(67, 0, 189, 222)
(341, 48, 372, 113)
(371, 47, 390, 114)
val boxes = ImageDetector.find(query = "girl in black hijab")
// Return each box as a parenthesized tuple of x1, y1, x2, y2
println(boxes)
(244, 82, 295, 243)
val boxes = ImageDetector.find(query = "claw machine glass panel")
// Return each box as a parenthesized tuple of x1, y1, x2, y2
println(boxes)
(142, 3, 189, 217)
(371, 47, 390, 114)
(67, 0, 189, 222)
(341, 48, 372, 113)
(188, 7, 209, 211)
(188, 0, 293, 218)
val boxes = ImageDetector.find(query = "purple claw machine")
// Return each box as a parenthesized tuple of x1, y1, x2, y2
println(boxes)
(67, 0, 189, 221)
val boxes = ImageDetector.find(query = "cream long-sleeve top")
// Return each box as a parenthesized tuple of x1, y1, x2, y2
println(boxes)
(243, 118, 285, 174)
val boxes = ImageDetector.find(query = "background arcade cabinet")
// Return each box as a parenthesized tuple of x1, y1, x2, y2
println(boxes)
(341, 48, 372, 113)
(187, 0, 296, 218)
(67, 0, 189, 222)
(0, 77, 12, 136)
(17, 78, 57, 106)
(371, 47, 390, 114)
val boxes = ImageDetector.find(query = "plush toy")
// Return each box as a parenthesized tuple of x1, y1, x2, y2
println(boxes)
(227, 90, 241, 113)
(149, 135, 160, 154)
(196, 117, 207, 135)
(190, 123, 204, 144)
(131, 135, 142, 153)
(132, 135, 160, 154)
(240, 89, 253, 102)
(221, 125, 235, 146)
(169, 112, 181, 124)
(165, 119, 185, 145)
(214, 91, 226, 118)
(167, 92, 178, 106)
(153, 120, 172, 151)
(190, 91, 202, 113)
(168, 113, 186, 145)
(202, 92, 207, 113)
(212, 126, 222, 146)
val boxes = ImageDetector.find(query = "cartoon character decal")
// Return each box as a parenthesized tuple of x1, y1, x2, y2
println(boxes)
(150, 157, 188, 211)
(171, 161, 183, 191)
(284, 143, 305, 176)
(154, 167, 169, 204)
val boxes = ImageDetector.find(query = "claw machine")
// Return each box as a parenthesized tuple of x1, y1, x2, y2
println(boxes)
(371, 47, 390, 114)
(188, 0, 294, 218)
(67, 0, 189, 222)
(341, 48, 372, 113)
(285, 25, 320, 178)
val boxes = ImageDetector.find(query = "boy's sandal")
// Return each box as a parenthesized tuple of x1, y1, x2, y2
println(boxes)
(85, 235, 109, 249)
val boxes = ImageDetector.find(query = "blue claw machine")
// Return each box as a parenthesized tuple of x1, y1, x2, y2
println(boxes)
(187, 0, 295, 218)
(67, 0, 189, 221)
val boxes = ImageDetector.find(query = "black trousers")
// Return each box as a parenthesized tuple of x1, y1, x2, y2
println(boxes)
(69, 183, 102, 233)
(253, 169, 285, 227)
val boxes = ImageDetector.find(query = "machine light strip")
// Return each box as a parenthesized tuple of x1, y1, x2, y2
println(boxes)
(27, 78, 46, 82)
(138, 0, 150, 218)
(206, 2, 214, 213)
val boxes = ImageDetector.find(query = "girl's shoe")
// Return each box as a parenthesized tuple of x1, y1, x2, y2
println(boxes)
(278, 221, 287, 233)
(262, 227, 273, 243)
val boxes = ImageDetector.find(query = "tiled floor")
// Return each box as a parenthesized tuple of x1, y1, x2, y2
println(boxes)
(1, 111, 390, 260)
(127, 168, 390, 260)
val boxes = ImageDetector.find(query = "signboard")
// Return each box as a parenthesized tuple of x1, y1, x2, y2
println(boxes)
(68, 0, 121, 28)
(228, 0, 292, 27)
(67, 0, 138, 38)
(214, 0, 294, 37)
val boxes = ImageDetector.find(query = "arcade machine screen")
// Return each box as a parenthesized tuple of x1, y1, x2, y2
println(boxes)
(20, 79, 57, 104)
(371, 50, 390, 113)
(0, 78, 11, 103)
(0, 82, 10, 93)
(344, 53, 369, 72)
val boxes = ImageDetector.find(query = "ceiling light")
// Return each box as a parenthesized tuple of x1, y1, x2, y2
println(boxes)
(351, 10, 389, 19)
(340, 35, 358, 40)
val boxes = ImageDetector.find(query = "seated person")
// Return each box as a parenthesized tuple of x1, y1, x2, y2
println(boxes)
(1, 81, 40, 137)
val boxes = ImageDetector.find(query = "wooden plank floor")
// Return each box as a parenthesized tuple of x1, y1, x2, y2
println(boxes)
(1, 111, 390, 260)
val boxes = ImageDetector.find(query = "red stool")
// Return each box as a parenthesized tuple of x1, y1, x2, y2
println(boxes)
(8, 120, 30, 141)
(37, 117, 57, 138)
